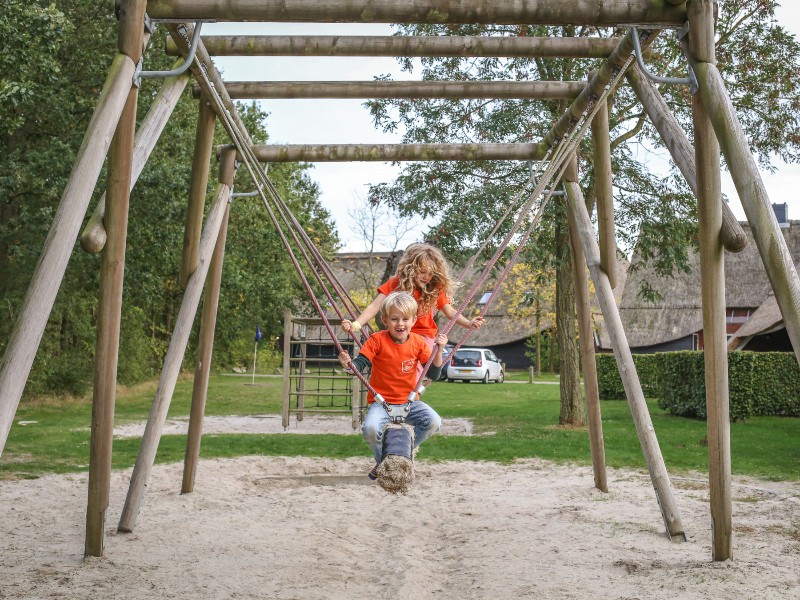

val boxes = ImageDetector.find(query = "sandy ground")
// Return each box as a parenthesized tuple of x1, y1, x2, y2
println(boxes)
(2, 425, 800, 599)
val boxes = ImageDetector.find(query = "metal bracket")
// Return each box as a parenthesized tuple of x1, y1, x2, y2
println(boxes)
(629, 27, 697, 93)
(134, 21, 203, 86)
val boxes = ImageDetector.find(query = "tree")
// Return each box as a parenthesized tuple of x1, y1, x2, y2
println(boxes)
(366, 4, 800, 423)
(0, 1, 339, 392)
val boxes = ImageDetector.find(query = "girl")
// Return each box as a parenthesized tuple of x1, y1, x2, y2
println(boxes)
(341, 243, 483, 343)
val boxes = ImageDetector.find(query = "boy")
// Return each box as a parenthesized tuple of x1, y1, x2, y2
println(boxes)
(338, 291, 448, 478)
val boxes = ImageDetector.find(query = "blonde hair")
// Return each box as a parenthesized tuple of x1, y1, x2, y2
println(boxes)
(380, 291, 418, 322)
(395, 243, 453, 314)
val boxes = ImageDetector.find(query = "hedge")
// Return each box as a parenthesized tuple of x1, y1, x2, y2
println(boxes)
(595, 351, 800, 421)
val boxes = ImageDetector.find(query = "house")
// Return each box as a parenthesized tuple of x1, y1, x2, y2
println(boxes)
(604, 205, 798, 354)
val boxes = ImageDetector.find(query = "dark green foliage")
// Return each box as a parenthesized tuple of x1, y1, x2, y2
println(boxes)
(1, 2, 338, 396)
(597, 351, 800, 421)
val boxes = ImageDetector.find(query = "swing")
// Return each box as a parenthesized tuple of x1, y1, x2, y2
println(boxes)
(202, 52, 629, 496)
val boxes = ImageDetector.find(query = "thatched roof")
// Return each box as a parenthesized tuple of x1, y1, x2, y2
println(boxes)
(610, 220, 800, 349)
(293, 247, 630, 347)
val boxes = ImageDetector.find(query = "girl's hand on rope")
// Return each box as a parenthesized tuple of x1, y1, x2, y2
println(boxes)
(434, 332, 448, 348)
(342, 319, 360, 334)
(470, 315, 485, 330)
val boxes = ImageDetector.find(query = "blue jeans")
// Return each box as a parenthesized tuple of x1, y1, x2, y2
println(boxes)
(362, 401, 442, 463)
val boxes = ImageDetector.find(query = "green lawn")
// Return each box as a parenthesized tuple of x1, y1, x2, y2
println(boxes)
(2, 371, 799, 481)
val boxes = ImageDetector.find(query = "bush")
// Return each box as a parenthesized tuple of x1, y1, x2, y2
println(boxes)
(596, 353, 661, 400)
(597, 350, 800, 421)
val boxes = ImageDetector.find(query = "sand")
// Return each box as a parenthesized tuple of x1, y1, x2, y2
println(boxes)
(2, 430, 800, 599)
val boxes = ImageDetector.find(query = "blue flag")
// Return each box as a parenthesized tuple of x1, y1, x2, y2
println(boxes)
(255, 325, 262, 342)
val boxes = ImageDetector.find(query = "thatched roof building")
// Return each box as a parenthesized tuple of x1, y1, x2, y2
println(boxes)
(605, 213, 799, 353)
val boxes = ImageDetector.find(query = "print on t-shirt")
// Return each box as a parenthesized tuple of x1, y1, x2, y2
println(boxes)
(401, 359, 415, 373)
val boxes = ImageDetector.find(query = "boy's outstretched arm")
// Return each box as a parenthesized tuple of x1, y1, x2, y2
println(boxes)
(342, 293, 386, 333)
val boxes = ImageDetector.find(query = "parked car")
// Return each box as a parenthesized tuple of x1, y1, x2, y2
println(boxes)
(446, 348, 504, 383)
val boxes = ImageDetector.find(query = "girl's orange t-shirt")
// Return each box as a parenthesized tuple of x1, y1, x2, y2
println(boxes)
(377, 276, 449, 338)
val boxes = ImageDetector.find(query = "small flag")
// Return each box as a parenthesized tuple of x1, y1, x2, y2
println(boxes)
(255, 325, 262, 342)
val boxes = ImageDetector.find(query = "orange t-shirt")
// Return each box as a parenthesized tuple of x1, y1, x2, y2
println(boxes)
(357, 330, 433, 404)
(377, 276, 450, 338)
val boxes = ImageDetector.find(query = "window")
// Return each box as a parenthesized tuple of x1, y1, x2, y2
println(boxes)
(478, 291, 493, 306)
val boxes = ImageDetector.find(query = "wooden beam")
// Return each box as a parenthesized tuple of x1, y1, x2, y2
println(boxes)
(240, 143, 547, 162)
(197, 80, 586, 100)
(167, 34, 620, 58)
(118, 184, 231, 533)
(179, 93, 217, 288)
(565, 179, 686, 542)
(85, 1, 147, 558)
(81, 59, 189, 254)
(590, 97, 617, 288)
(182, 149, 236, 495)
(85, 88, 140, 558)
(563, 154, 607, 493)
(0, 53, 136, 458)
(146, 0, 688, 26)
(625, 65, 747, 253)
(689, 0, 732, 564)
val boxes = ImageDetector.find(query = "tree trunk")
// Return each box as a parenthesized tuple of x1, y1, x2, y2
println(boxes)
(556, 215, 583, 426)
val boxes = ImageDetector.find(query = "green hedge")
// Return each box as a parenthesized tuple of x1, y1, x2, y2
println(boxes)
(595, 351, 800, 421)
(596, 353, 661, 400)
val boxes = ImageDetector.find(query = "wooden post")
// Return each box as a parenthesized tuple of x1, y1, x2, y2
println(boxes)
(281, 310, 293, 428)
(689, 0, 732, 561)
(197, 80, 586, 100)
(693, 62, 800, 367)
(625, 65, 747, 253)
(565, 180, 686, 541)
(146, 0, 688, 26)
(591, 94, 617, 289)
(167, 34, 621, 58)
(297, 327, 307, 422)
(564, 154, 607, 493)
(84, 89, 140, 558)
(117, 184, 230, 533)
(81, 60, 190, 253)
(351, 374, 361, 430)
(181, 149, 236, 494)
(85, 0, 146, 557)
(179, 93, 218, 288)
(0, 53, 136, 457)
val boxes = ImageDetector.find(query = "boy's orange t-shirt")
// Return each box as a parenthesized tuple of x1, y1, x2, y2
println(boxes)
(377, 276, 449, 338)
(357, 330, 433, 404)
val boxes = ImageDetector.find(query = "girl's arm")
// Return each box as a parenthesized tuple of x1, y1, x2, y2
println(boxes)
(342, 293, 386, 333)
(441, 303, 485, 330)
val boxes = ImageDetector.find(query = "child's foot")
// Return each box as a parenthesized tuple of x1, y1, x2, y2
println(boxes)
(368, 464, 379, 480)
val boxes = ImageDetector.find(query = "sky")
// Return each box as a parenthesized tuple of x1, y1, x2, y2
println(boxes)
(203, 5, 800, 252)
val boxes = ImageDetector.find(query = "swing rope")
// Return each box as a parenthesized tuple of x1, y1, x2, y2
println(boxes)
(191, 51, 387, 405)
(412, 54, 636, 393)
(184, 22, 633, 409)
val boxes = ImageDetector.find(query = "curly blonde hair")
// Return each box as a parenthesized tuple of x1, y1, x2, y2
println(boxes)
(395, 243, 453, 315)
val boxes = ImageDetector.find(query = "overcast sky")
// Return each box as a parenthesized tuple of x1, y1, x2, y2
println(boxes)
(204, 6, 800, 251)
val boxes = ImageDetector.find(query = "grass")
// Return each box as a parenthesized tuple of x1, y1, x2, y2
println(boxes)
(2, 371, 799, 481)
